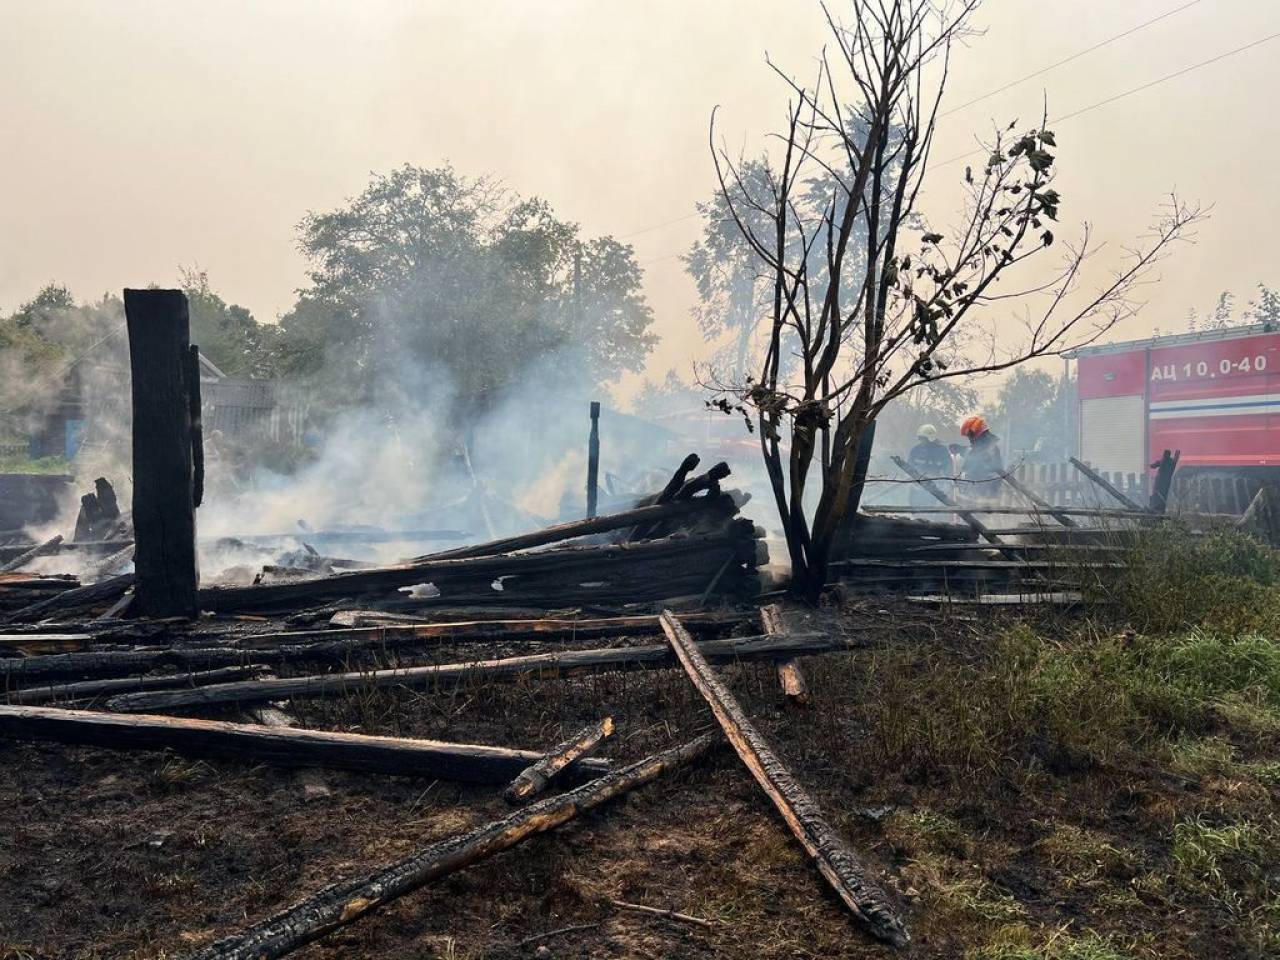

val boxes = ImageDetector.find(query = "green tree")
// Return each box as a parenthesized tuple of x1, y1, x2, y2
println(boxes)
(179, 268, 279, 378)
(278, 164, 656, 412)
(989, 368, 1072, 459)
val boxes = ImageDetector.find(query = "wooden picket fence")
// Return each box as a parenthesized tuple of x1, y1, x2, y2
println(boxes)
(994, 461, 1262, 516)
(993, 461, 1149, 509)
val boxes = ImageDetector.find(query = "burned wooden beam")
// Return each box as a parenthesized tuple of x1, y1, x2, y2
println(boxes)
(1, 645, 258, 683)
(181, 733, 714, 960)
(0, 535, 64, 574)
(237, 610, 753, 650)
(0, 704, 611, 784)
(5, 664, 268, 706)
(890, 455, 1005, 546)
(414, 495, 735, 562)
(999, 473, 1077, 528)
(124, 288, 199, 618)
(627, 453, 701, 541)
(504, 716, 615, 804)
(1, 612, 755, 684)
(206, 531, 757, 614)
(658, 611, 907, 946)
(103, 631, 847, 713)
(761, 606, 808, 705)
(0, 573, 135, 625)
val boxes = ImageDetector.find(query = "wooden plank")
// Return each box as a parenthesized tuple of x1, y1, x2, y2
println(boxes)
(0, 573, 135, 624)
(5, 664, 268, 705)
(102, 632, 846, 713)
(1, 645, 258, 682)
(889, 456, 1010, 551)
(0, 535, 64, 574)
(413, 493, 732, 562)
(124, 288, 198, 617)
(182, 734, 714, 960)
(861, 505, 1220, 520)
(832, 558, 1121, 570)
(238, 611, 752, 649)
(762, 605, 808, 705)
(0, 704, 612, 783)
(202, 532, 753, 614)
(658, 611, 906, 945)
(504, 716, 615, 804)
(999, 473, 1077, 528)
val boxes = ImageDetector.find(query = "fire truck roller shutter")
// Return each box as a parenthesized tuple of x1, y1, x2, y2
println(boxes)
(1080, 395, 1145, 475)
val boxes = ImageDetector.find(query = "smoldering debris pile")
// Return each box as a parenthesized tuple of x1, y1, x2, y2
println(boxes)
(0, 451, 914, 953)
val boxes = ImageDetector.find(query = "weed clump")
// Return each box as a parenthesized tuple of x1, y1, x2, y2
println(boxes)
(1102, 523, 1280, 634)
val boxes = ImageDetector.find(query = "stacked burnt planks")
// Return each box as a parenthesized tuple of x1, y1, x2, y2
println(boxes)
(831, 511, 1127, 596)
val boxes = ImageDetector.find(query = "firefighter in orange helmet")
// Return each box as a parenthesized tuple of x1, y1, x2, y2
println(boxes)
(959, 415, 1004, 499)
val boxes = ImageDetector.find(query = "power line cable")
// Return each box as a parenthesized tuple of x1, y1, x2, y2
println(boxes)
(617, 0, 1209, 242)
(940, 0, 1208, 117)
(935, 28, 1280, 167)
(639, 29, 1280, 265)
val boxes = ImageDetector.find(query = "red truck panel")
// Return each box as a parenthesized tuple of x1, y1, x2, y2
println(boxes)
(1077, 350, 1146, 399)
(1147, 333, 1280, 467)
(1078, 328, 1280, 470)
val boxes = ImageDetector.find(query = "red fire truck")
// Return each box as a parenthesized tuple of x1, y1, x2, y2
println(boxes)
(1070, 323, 1280, 479)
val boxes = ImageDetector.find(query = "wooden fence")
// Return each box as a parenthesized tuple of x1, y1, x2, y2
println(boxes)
(992, 462, 1148, 509)
(992, 461, 1262, 516)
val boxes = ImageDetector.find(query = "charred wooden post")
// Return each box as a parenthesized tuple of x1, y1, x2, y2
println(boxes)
(182, 733, 715, 960)
(586, 400, 601, 519)
(626, 453, 700, 541)
(1069, 457, 1145, 512)
(0, 535, 63, 574)
(0, 704, 611, 783)
(74, 479, 123, 542)
(761, 605, 808, 705)
(124, 289, 199, 617)
(1148, 449, 1181, 514)
(187, 344, 205, 508)
(0, 645, 256, 683)
(659, 611, 907, 946)
(676, 461, 731, 500)
(504, 716, 615, 804)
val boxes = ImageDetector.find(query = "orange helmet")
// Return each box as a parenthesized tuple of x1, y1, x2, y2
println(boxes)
(960, 415, 988, 439)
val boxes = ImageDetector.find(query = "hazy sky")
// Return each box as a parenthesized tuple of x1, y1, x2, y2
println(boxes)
(3, 0, 1278, 398)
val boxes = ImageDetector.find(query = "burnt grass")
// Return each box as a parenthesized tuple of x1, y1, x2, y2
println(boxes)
(2, 600, 1278, 960)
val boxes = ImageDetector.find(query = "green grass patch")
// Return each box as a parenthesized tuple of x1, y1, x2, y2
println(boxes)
(1102, 523, 1280, 634)
(0, 454, 72, 475)
(966, 930, 1136, 960)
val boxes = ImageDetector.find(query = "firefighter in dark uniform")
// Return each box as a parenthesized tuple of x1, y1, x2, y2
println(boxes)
(960, 415, 1004, 500)
(907, 424, 953, 506)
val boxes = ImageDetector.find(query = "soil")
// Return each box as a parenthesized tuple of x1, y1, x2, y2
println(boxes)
(0, 600, 1270, 959)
